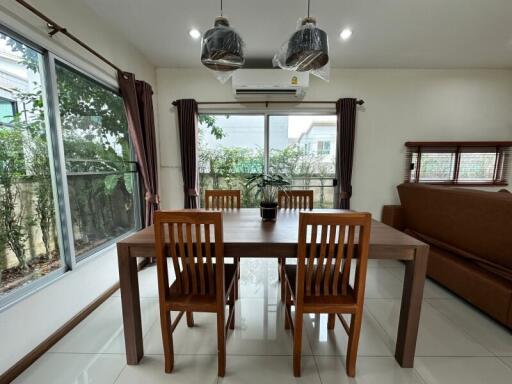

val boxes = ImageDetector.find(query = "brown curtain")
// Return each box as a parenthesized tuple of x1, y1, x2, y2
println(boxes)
(172, 99, 199, 208)
(118, 71, 159, 226)
(335, 98, 358, 209)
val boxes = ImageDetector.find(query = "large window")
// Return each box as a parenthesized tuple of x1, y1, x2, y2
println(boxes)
(0, 32, 62, 298)
(0, 28, 140, 306)
(406, 142, 510, 185)
(198, 114, 337, 208)
(55, 63, 138, 259)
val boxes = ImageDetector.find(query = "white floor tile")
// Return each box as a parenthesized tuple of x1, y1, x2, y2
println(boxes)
(13, 353, 126, 384)
(304, 312, 393, 357)
(16, 259, 512, 384)
(427, 298, 512, 356)
(51, 297, 158, 354)
(113, 355, 218, 384)
(144, 311, 219, 355)
(386, 269, 454, 299)
(219, 356, 321, 384)
(315, 356, 426, 384)
(144, 299, 311, 356)
(239, 259, 279, 303)
(367, 259, 405, 270)
(500, 357, 512, 369)
(230, 299, 312, 355)
(415, 357, 512, 384)
(359, 268, 404, 299)
(366, 299, 492, 356)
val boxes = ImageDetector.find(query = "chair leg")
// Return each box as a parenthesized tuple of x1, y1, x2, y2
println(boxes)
(229, 284, 236, 330)
(284, 282, 291, 330)
(327, 313, 335, 330)
(293, 309, 303, 377)
(160, 310, 174, 373)
(346, 311, 363, 377)
(280, 258, 286, 303)
(217, 311, 226, 377)
(186, 311, 194, 327)
(235, 258, 240, 300)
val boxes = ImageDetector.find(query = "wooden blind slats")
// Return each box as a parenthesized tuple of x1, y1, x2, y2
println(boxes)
(405, 142, 510, 186)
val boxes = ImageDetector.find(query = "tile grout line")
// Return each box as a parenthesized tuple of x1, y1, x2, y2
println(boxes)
(423, 298, 496, 357)
(111, 362, 128, 384)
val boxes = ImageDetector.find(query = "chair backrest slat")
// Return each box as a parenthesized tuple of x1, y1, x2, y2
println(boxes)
(154, 211, 224, 300)
(296, 212, 372, 300)
(205, 190, 241, 210)
(176, 223, 189, 294)
(305, 224, 318, 296)
(204, 223, 215, 294)
(332, 225, 346, 296)
(314, 225, 329, 296)
(278, 190, 314, 210)
(195, 223, 206, 295)
(341, 226, 356, 296)
(323, 225, 338, 295)
(168, 223, 181, 293)
(185, 223, 198, 294)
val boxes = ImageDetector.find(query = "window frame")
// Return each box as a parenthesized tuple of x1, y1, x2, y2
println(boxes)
(0, 96, 18, 126)
(405, 141, 511, 186)
(197, 110, 339, 207)
(0, 24, 142, 310)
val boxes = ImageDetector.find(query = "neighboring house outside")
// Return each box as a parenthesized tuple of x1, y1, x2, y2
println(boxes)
(0, 44, 32, 126)
(296, 121, 336, 161)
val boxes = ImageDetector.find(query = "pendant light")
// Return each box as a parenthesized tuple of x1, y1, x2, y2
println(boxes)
(284, 0, 329, 71)
(201, 0, 245, 71)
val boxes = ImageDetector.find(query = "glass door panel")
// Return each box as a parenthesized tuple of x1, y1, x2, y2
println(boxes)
(268, 115, 337, 208)
(198, 114, 264, 207)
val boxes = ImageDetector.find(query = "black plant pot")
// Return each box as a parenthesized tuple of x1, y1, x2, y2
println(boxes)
(260, 202, 278, 221)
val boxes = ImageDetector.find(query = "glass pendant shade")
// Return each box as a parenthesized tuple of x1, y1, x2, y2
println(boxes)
(201, 17, 245, 71)
(285, 17, 329, 71)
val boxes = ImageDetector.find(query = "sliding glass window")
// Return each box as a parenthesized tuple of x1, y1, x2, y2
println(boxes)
(54, 62, 138, 260)
(0, 32, 62, 298)
(198, 113, 337, 208)
(0, 26, 141, 307)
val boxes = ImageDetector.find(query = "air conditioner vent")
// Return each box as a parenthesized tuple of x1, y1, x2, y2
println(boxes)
(235, 88, 300, 95)
(232, 69, 309, 100)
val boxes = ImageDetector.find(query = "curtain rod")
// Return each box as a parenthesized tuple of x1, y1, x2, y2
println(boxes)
(195, 100, 365, 106)
(15, 0, 125, 74)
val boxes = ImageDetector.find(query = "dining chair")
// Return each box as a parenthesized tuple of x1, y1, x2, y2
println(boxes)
(153, 210, 237, 377)
(283, 211, 372, 377)
(205, 189, 241, 210)
(204, 189, 241, 299)
(277, 190, 314, 303)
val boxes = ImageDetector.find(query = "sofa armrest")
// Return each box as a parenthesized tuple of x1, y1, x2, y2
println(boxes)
(381, 205, 405, 230)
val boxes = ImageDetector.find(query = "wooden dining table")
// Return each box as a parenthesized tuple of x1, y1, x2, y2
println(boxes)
(116, 208, 429, 368)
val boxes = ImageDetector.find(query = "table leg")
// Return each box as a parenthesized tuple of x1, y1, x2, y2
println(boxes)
(395, 246, 428, 367)
(117, 244, 144, 364)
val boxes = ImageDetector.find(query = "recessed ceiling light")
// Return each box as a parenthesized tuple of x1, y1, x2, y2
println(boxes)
(340, 28, 352, 41)
(189, 28, 201, 39)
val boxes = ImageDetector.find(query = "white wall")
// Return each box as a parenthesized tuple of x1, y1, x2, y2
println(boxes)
(156, 68, 512, 216)
(0, 0, 156, 374)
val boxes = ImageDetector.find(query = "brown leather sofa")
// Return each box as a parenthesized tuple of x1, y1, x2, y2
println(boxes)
(382, 183, 512, 328)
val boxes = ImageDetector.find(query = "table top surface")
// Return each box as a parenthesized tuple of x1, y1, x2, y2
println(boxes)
(118, 209, 426, 250)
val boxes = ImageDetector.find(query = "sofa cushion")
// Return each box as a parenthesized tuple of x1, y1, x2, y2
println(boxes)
(397, 183, 512, 271)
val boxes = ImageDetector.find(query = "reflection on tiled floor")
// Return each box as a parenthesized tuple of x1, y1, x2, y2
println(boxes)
(13, 259, 512, 384)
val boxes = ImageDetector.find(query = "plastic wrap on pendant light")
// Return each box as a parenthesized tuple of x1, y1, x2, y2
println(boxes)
(201, 17, 245, 83)
(273, 17, 330, 81)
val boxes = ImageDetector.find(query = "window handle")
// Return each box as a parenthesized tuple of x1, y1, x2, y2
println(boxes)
(332, 179, 338, 187)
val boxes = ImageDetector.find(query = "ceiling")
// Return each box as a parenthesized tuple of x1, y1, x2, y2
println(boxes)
(80, 0, 512, 69)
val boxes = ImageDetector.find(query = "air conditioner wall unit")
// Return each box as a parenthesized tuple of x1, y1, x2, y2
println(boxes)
(231, 69, 309, 99)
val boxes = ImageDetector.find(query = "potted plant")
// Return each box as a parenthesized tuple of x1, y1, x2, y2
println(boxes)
(246, 173, 290, 221)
